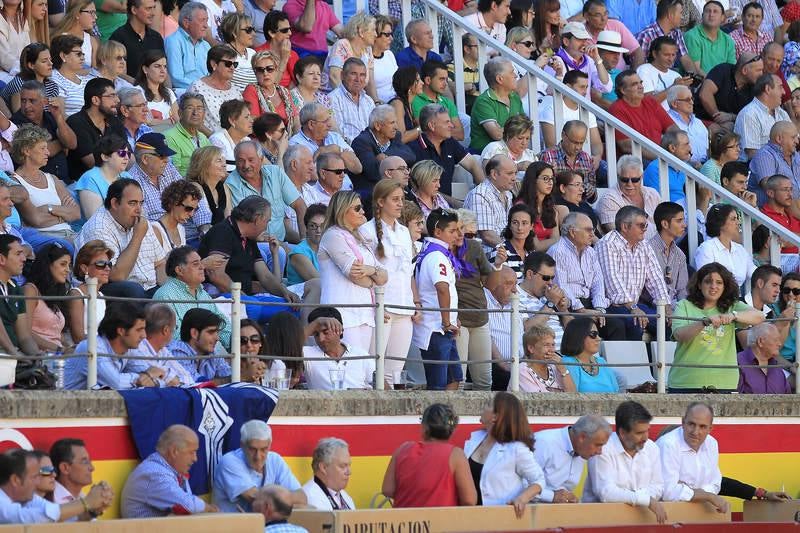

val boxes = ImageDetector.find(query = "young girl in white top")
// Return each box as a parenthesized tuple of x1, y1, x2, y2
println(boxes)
(412, 208, 463, 391)
(360, 179, 418, 387)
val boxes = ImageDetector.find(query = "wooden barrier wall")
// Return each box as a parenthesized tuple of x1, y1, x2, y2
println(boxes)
(743, 500, 800, 522)
(0, 515, 263, 533)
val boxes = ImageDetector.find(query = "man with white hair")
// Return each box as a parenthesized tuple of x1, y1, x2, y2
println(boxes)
(302, 438, 355, 510)
(119, 87, 154, 150)
(350, 105, 415, 194)
(289, 102, 362, 176)
(534, 414, 612, 503)
(212, 420, 306, 513)
(666, 85, 708, 165)
(595, 155, 661, 239)
(656, 402, 729, 514)
(737, 322, 792, 393)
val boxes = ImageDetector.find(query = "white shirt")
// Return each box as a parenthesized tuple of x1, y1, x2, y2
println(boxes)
(304, 181, 336, 207)
(208, 129, 238, 172)
(373, 51, 398, 103)
(656, 427, 721, 502)
(303, 343, 375, 390)
(412, 238, 458, 350)
(636, 63, 681, 111)
(532, 427, 586, 502)
(485, 287, 523, 360)
(463, 430, 545, 506)
(517, 285, 564, 348)
(53, 481, 83, 504)
(197, 0, 236, 41)
(694, 237, 757, 288)
(359, 219, 415, 314)
(538, 94, 598, 133)
(463, 12, 506, 43)
(301, 478, 356, 510)
(583, 433, 664, 506)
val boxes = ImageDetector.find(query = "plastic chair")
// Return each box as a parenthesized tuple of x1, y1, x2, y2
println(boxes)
(650, 341, 677, 380)
(599, 341, 655, 390)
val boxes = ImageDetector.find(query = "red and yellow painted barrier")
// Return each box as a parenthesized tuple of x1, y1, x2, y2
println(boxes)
(0, 415, 798, 518)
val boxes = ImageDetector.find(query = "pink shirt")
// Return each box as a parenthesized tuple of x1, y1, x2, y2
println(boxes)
(516, 363, 567, 392)
(590, 19, 641, 70)
(284, 0, 340, 53)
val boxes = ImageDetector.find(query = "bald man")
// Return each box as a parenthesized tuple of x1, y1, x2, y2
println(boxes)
(378, 156, 411, 187)
(484, 266, 522, 391)
(749, 120, 800, 209)
(253, 485, 308, 533)
(656, 403, 729, 514)
(121, 424, 218, 518)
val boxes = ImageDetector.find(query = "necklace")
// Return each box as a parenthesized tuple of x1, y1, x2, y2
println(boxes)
(263, 86, 277, 99)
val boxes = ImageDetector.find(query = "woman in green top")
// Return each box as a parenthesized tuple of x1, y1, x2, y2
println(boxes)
(699, 131, 741, 185)
(669, 262, 764, 393)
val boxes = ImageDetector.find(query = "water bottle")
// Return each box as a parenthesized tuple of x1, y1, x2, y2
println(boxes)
(52, 350, 65, 389)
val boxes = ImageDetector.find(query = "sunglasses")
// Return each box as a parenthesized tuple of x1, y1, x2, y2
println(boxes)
(276, 26, 291, 33)
(352, 204, 364, 213)
(180, 203, 197, 213)
(619, 177, 641, 183)
(782, 287, 800, 295)
(242, 26, 255, 33)
(587, 331, 600, 339)
(39, 466, 55, 476)
(535, 272, 554, 281)
(324, 168, 346, 175)
(464, 232, 477, 239)
(240, 335, 262, 345)
(116, 148, 131, 158)
(378, 31, 393, 37)
(517, 40, 534, 47)
(254, 66, 277, 74)
(219, 59, 239, 68)
(92, 260, 113, 269)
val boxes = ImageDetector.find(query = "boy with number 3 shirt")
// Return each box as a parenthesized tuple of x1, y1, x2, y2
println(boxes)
(412, 208, 465, 391)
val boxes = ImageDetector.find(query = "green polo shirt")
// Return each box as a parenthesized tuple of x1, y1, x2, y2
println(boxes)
(411, 92, 459, 119)
(469, 88, 523, 152)
(684, 25, 736, 74)
(164, 122, 211, 177)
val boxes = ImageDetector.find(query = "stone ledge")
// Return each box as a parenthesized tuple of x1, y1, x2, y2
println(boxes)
(0, 390, 798, 419)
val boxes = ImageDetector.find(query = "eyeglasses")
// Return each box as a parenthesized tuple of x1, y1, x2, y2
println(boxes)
(39, 466, 55, 476)
(464, 232, 477, 239)
(539, 176, 554, 183)
(676, 97, 694, 103)
(782, 287, 800, 295)
(742, 54, 761, 67)
(276, 26, 291, 33)
(535, 271, 554, 281)
(242, 26, 256, 33)
(125, 102, 148, 109)
(324, 168, 346, 175)
(101, 92, 118, 99)
(180, 203, 197, 213)
(351, 204, 364, 213)
(254, 65, 277, 74)
(567, 181, 584, 188)
(378, 31, 393, 37)
(116, 148, 131, 158)
(389, 166, 409, 172)
(240, 335, 262, 345)
(92, 260, 113, 269)
(619, 177, 642, 183)
(587, 331, 600, 339)
(80, 8, 97, 15)
(517, 40, 534, 47)
(219, 59, 239, 68)
(116, 55, 127, 61)
(630, 221, 648, 230)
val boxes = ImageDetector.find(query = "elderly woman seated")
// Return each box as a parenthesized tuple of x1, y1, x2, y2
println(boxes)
(480, 114, 537, 179)
(517, 324, 577, 393)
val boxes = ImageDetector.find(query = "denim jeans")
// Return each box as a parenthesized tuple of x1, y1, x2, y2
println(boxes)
(420, 331, 463, 390)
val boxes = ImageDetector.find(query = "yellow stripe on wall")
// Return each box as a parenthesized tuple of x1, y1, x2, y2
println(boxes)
(90, 452, 800, 518)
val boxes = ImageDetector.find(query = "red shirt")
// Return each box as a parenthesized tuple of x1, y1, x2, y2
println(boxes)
(610, 96, 675, 146)
(392, 441, 459, 507)
(762, 203, 800, 253)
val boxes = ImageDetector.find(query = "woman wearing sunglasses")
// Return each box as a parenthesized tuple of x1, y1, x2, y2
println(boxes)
(774, 272, 800, 370)
(669, 262, 763, 393)
(219, 12, 257, 93)
(32, 450, 56, 502)
(74, 134, 131, 222)
(243, 51, 299, 134)
(67, 240, 113, 343)
(50, 34, 90, 118)
(239, 319, 268, 384)
(153, 180, 203, 251)
(318, 190, 387, 353)
(560, 317, 620, 392)
(188, 44, 243, 133)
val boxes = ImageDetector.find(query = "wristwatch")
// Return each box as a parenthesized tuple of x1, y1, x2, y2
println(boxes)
(731, 310, 739, 321)
(47, 205, 53, 215)
(702, 317, 712, 326)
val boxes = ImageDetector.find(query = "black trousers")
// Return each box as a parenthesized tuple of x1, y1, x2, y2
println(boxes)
(578, 298, 627, 340)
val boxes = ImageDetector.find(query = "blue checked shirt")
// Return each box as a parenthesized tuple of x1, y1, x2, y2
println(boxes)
(121, 452, 205, 518)
(212, 448, 301, 513)
(168, 340, 231, 383)
(0, 489, 60, 524)
(64, 336, 152, 390)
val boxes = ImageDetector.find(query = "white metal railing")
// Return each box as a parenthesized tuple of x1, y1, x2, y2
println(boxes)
(2, 285, 799, 394)
(360, 0, 800, 269)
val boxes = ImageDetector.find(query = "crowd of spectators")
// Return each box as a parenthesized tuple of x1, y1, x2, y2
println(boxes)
(0, 0, 797, 394)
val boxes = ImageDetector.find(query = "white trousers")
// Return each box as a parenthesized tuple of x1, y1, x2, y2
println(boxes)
(455, 323, 493, 390)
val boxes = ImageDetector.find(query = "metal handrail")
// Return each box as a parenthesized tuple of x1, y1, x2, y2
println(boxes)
(414, 0, 800, 271)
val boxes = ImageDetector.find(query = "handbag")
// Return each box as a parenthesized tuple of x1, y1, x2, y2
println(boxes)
(13, 359, 56, 390)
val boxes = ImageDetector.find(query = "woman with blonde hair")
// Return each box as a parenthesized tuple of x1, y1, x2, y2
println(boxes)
(243, 50, 299, 132)
(186, 145, 228, 224)
(219, 12, 257, 92)
(360, 178, 417, 387)
(25, 0, 48, 49)
(480, 114, 537, 176)
(52, 0, 98, 70)
(94, 39, 133, 91)
(410, 160, 450, 221)
(322, 11, 377, 96)
(319, 190, 388, 352)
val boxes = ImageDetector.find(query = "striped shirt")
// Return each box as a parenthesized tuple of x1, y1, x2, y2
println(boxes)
(729, 28, 771, 59)
(731, 0, 783, 35)
(734, 97, 791, 153)
(463, 180, 512, 250)
(517, 285, 565, 349)
(636, 22, 688, 65)
(329, 86, 376, 144)
(548, 237, 610, 310)
(485, 288, 523, 360)
(645, 234, 688, 305)
(50, 70, 91, 117)
(596, 230, 670, 305)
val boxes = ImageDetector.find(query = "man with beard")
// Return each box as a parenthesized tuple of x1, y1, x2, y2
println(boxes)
(583, 401, 667, 523)
(66, 78, 126, 180)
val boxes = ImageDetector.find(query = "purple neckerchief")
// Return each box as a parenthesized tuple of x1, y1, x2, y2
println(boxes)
(415, 239, 469, 279)
(456, 240, 478, 278)
(556, 47, 588, 72)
